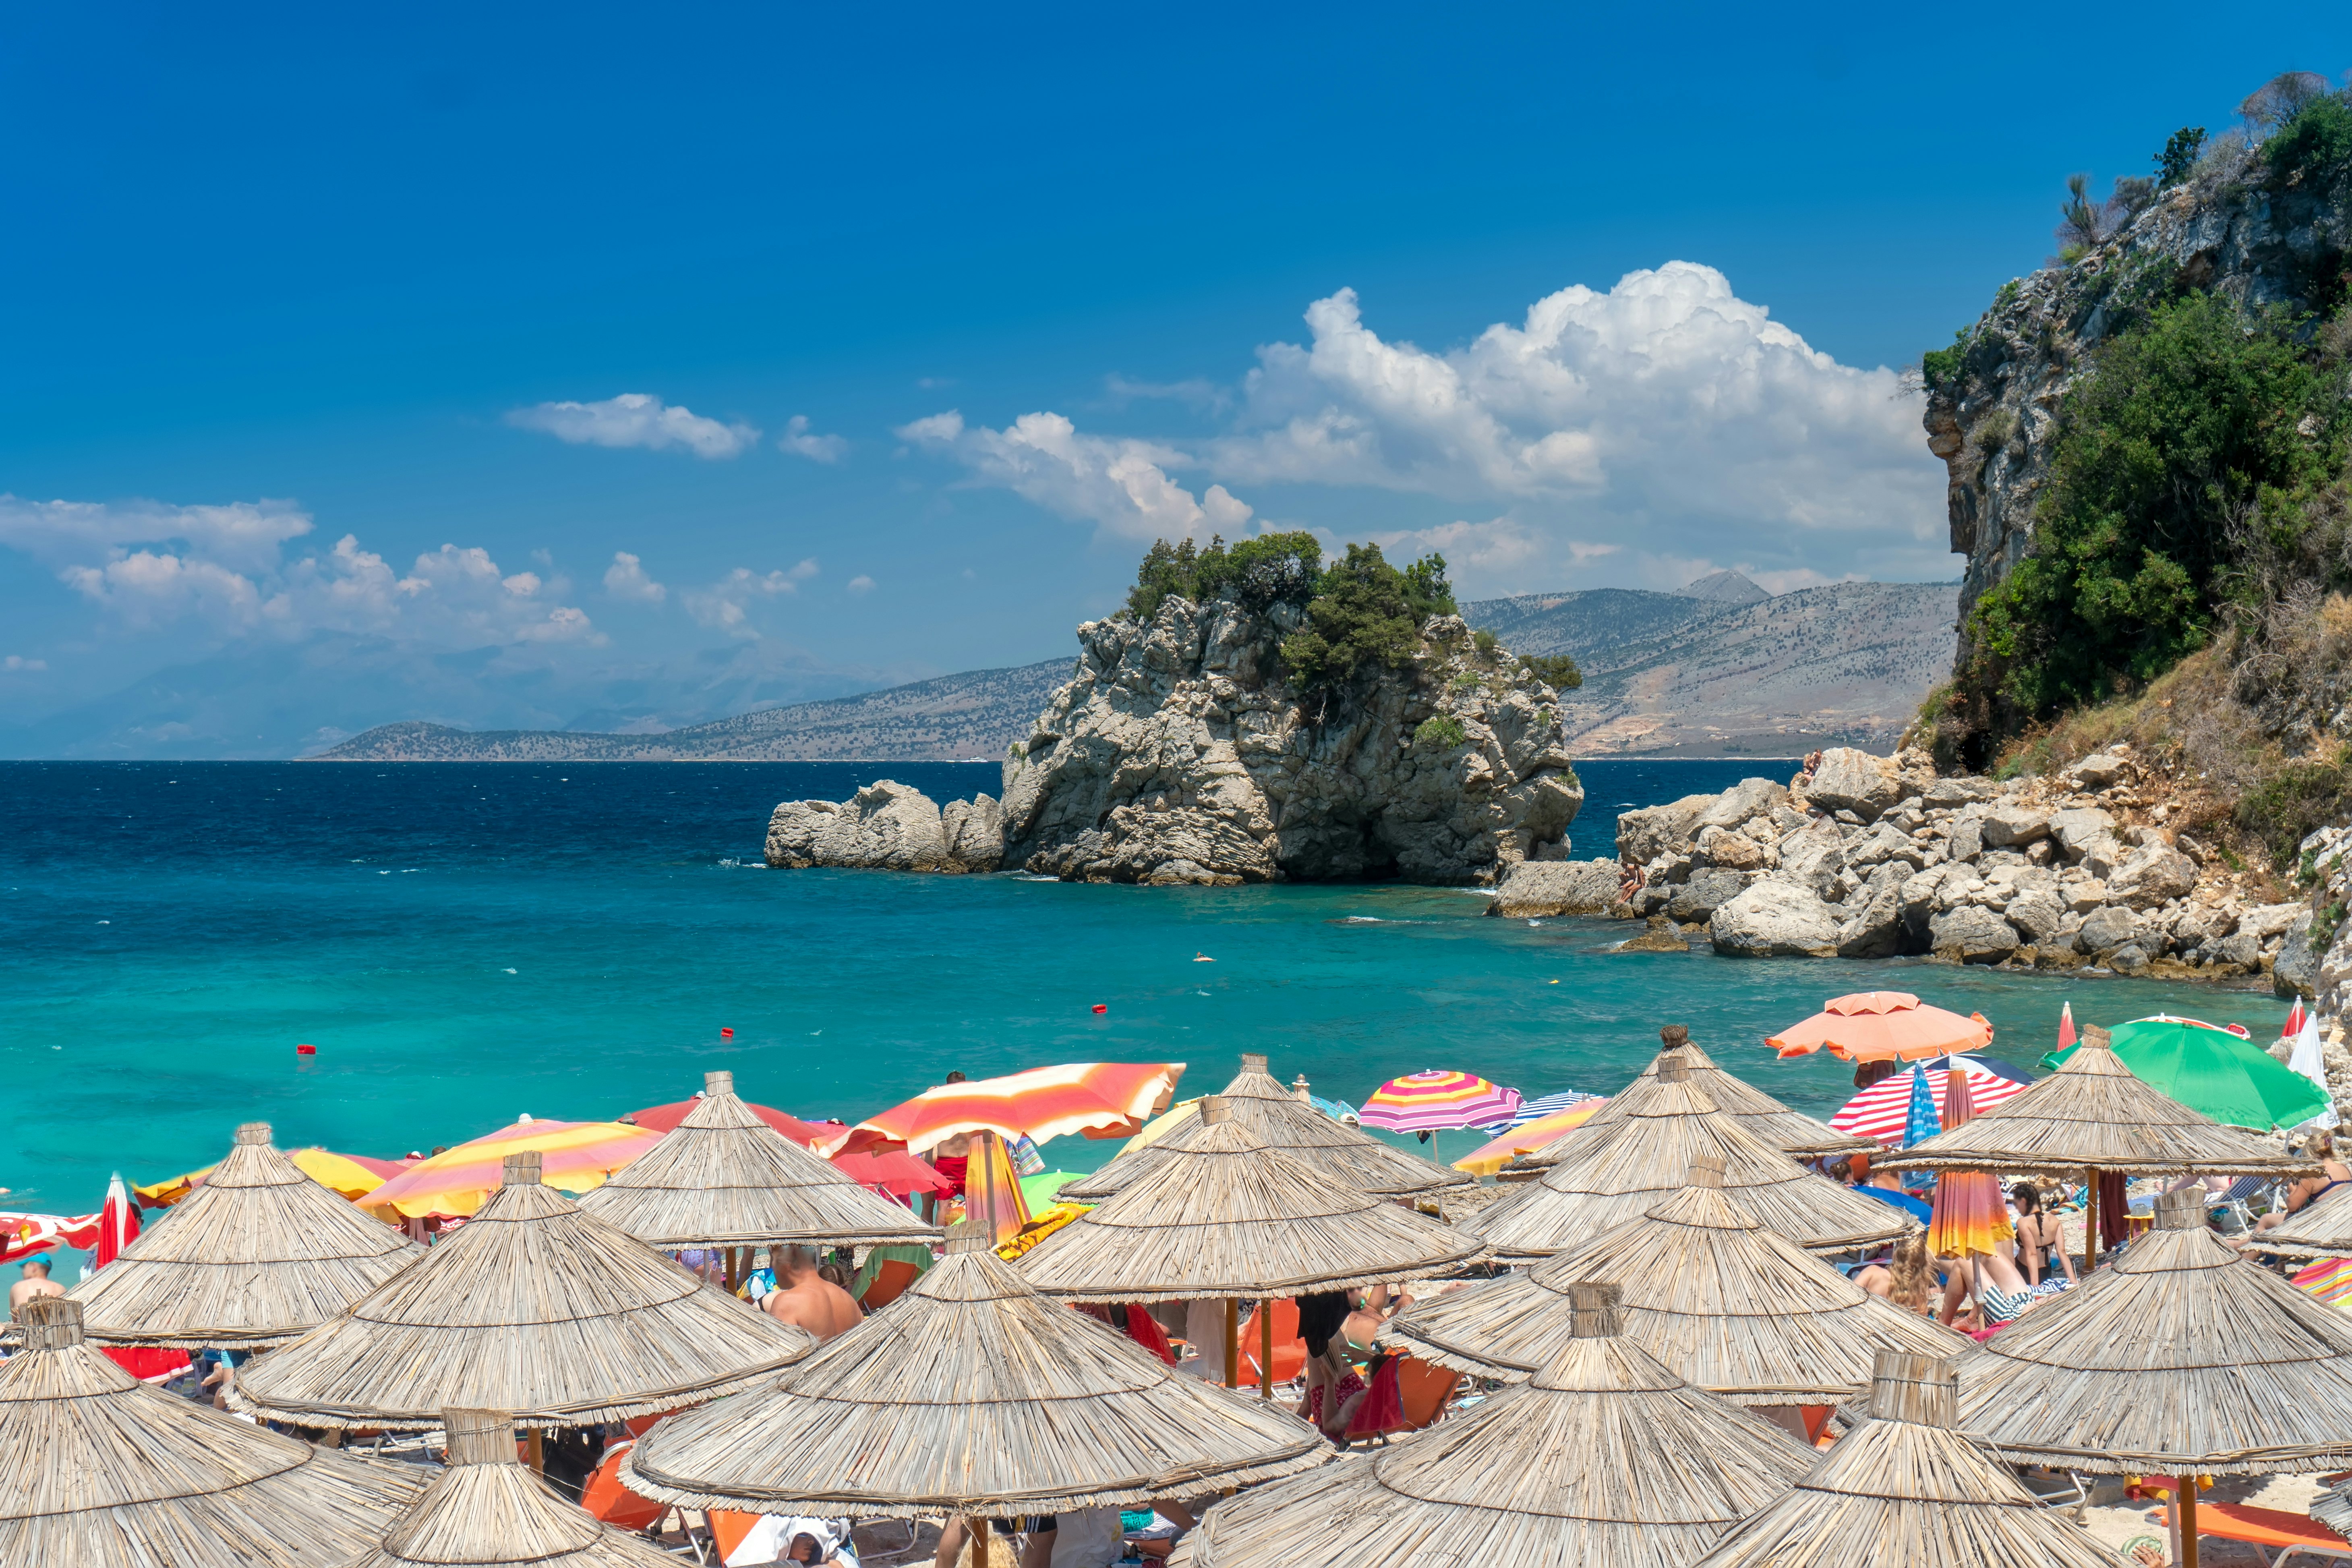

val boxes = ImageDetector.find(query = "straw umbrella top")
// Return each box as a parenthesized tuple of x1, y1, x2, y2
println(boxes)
(1513, 1034, 1870, 1167)
(2246, 1178, 2352, 1261)
(1891, 1026, 2317, 1178)
(1060, 1054, 1470, 1201)
(1015, 1098, 1480, 1301)
(340, 1410, 677, 1568)
(64, 1121, 424, 1349)
(621, 1228, 1331, 1515)
(1946, 1185, 2352, 1475)
(0, 1297, 427, 1568)
(577, 1071, 941, 1249)
(1687, 1352, 2128, 1568)
(231, 1151, 816, 1430)
(1168, 1281, 1815, 1568)
(1382, 1156, 1965, 1404)
(1462, 1059, 1912, 1261)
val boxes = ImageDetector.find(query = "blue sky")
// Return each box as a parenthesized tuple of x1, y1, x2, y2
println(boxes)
(2, 4, 2347, 754)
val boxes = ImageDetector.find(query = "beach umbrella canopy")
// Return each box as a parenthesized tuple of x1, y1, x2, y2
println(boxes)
(1452, 1098, 1609, 1178)
(1888, 1026, 2317, 1179)
(1171, 1282, 1814, 1568)
(852, 1061, 1186, 1153)
(0, 1297, 427, 1568)
(623, 1094, 845, 1146)
(1923, 1071, 2012, 1261)
(1512, 1038, 1870, 1168)
(1828, 1064, 2031, 1146)
(833, 1148, 955, 1197)
(137, 1145, 414, 1206)
(1945, 1187, 2352, 1475)
(2248, 1182, 2352, 1263)
(1687, 1352, 2126, 1568)
(578, 1071, 939, 1250)
(1018, 1098, 1480, 1300)
(1768, 991, 1993, 1063)
(1462, 1056, 1913, 1261)
(93, 1173, 138, 1268)
(2292, 1256, 2352, 1308)
(1062, 1054, 1469, 1202)
(1358, 1070, 1520, 1133)
(621, 1228, 1331, 1516)
(365, 1119, 666, 1219)
(65, 1122, 423, 1350)
(2041, 1015, 2331, 1131)
(1382, 1155, 1964, 1402)
(341, 1409, 676, 1568)
(232, 1151, 814, 1431)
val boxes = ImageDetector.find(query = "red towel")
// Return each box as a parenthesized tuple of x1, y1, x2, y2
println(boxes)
(1123, 1304, 1177, 1366)
(1345, 1357, 1406, 1439)
(2099, 1170, 2128, 1251)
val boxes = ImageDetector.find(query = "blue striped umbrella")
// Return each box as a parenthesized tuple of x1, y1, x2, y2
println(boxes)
(1900, 1067, 1942, 1148)
(1474, 1088, 1597, 1133)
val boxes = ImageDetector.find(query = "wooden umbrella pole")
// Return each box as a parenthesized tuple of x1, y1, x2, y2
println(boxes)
(2180, 1479, 2200, 1568)
(1224, 1298, 1240, 1388)
(2083, 1167, 2098, 1276)
(526, 1426, 544, 1474)
(970, 1519, 991, 1568)
(1259, 1297, 1274, 1401)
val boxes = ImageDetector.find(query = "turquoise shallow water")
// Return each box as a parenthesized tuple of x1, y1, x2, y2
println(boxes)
(0, 760, 2291, 1235)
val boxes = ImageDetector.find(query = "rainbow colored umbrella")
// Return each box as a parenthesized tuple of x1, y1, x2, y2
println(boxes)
(2294, 1256, 2352, 1309)
(1768, 991, 1994, 1062)
(1926, 1069, 2013, 1260)
(2041, 1015, 2329, 1132)
(1451, 1097, 1609, 1177)
(362, 1119, 665, 1219)
(1359, 1070, 1522, 1133)
(851, 1062, 1186, 1154)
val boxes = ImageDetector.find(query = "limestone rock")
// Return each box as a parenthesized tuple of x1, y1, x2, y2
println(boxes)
(765, 781, 955, 872)
(1929, 905, 2021, 964)
(1980, 806, 2050, 848)
(2063, 749, 2129, 790)
(1695, 778, 1789, 832)
(1836, 882, 1907, 959)
(2077, 905, 2141, 957)
(940, 794, 1006, 873)
(1923, 776, 1997, 806)
(1804, 748, 1901, 820)
(1617, 794, 1714, 864)
(1709, 881, 1841, 958)
(1666, 868, 1751, 922)
(1694, 824, 1772, 871)
(1616, 915, 1693, 953)
(2045, 806, 2116, 857)
(1487, 860, 1626, 918)
(2004, 891, 2069, 945)
(1775, 822, 1848, 901)
(2106, 843, 2198, 909)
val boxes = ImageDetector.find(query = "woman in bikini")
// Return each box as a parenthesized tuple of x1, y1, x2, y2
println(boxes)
(2011, 1182, 2078, 1287)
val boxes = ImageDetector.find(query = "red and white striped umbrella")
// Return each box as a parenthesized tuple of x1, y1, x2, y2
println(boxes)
(1829, 1062, 2029, 1145)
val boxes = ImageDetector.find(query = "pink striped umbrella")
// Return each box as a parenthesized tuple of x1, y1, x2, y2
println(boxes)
(1830, 1061, 2029, 1145)
(1359, 1070, 1521, 1133)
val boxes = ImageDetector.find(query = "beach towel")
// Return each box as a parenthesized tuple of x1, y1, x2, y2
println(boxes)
(1344, 1356, 1406, 1440)
(1122, 1303, 1176, 1366)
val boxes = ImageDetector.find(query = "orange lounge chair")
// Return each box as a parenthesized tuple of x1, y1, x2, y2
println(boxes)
(861, 1258, 921, 1310)
(579, 1440, 667, 1533)
(2155, 1500, 2352, 1566)
(1238, 1299, 1307, 1386)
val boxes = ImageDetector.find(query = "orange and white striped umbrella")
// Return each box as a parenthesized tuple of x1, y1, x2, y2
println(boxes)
(363, 1118, 665, 1219)
(852, 1062, 1186, 1154)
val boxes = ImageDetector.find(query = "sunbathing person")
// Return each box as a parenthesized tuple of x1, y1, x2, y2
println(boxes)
(762, 1245, 862, 1339)
(1856, 1236, 1937, 1315)
(2011, 1183, 2077, 1286)
(8, 1259, 63, 1316)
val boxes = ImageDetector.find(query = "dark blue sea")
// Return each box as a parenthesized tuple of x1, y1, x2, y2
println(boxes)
(0, 758, 2284, 1244)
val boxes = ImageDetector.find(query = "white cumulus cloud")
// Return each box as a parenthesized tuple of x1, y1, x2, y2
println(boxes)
(506, 393, 759, 459)
(894, 409, 1253, 542)
(603, 551, 667, 603)
(777, 415, 849, 463)
(685, 560, 820, 630)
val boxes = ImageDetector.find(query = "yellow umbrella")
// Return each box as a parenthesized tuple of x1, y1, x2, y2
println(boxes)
(137, 1147, 413, 1206)
(1452, 1099, 1609, 1177)
(363, 1119, 665, 1219)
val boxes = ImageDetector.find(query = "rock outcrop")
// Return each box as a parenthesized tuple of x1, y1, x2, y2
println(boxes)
(1484, 860, 1625, 918)
(996, 596, 1582, 885)
(1621, 743, 2303, 978)
(764, 781, 1003, 874)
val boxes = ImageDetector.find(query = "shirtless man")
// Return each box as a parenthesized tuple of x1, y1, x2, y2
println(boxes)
(9, 1259, 64, 1316)
(762, 1245, 861, 1339)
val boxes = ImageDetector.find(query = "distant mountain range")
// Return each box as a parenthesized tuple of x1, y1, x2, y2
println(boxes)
(313, 658, 1075, 762)
(317, 574, 1958, 762)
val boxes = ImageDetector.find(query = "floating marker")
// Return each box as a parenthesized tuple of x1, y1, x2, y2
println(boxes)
(296, 1044, 317, 1056)
(1091, 1004, 1107, 1015)
(720, 1026, 734, 1039)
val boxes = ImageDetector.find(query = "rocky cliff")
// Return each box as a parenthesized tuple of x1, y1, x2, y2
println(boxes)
(994, 596, 1582, 885)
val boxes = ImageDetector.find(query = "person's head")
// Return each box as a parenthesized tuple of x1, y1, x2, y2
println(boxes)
(1659, 1025, 1689, 1049)
(787, 1534, 824, 1564)
(944, 1071, 967, 1085)
(774, 1244, 820, 1280)
(2312, 1131, 2337, 1160)
(1827, 1158, 1853, 1184)
(20, 1259, 48, 1280)
(2010, 1182, 2040, 1215)
(1888, 1236, 1932, 1312)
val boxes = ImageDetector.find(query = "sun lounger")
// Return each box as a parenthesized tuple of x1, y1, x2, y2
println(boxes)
(2155, 1500, 2352, 1565)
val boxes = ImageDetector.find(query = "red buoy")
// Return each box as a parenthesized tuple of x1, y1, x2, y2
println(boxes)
(720, 1027, 734, 1039)
(296, 1044, 317, 1056)
(1091, 1005, 1107, 1015)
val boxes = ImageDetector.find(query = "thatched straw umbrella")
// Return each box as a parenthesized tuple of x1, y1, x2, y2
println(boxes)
(1947, 1185, 2352, 1484)
(578, 1071, 940, 1264)
(1167, 1281, 1814, 1568)
(2243, 1177, 2352, 1260)
(1017, 1097, 1479, 1390)
(232, 1151, 814, 1430)
(63, 1121, 422, 1349)
(0, 1297, 427, 1568)
(1687, 1352, 2126, 1568)
(621, 1229, 1330, 1521)
(1060, 1053, 1469, 1201)
(1381, 1156, 1964, 1402)
(1462, 1057, 1911, 1261)
(1509, 1032, 1870, 1170)
(341, 1409, 677, 1568)
(1892, 1024, 2313, 1272)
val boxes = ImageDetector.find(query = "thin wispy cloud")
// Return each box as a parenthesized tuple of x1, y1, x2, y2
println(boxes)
(777, 414, 849, 463)
(602, 551, 667, 603)
(685, 559, 820, 630)
(506, 393, 759, 459)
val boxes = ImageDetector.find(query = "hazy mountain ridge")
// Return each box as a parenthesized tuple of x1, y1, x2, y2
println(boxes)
(313, 658, 1074, 761)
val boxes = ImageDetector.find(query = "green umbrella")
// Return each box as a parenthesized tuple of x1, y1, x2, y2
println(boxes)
(2040, 1015, 2327, 1131)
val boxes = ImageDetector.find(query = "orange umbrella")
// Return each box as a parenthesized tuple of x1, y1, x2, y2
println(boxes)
(1926, 1067, 2013, 1261)
(137, 1147, 416, 1207)
(1768, 991, 1993, 1062)
(851, 1062, 1186, 1154)
(362, 1119, 665, 1219)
